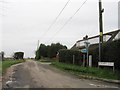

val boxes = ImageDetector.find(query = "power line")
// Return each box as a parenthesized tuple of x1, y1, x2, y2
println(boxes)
(47, 0, 88, 43)
(47, 0, 70, 30)
(39, 0, 71, 42)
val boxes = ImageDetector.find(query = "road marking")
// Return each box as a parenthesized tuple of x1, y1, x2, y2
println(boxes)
(89, 83, 119, 88)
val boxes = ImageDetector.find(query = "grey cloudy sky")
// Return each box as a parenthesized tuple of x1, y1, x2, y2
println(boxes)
(0, 0, 119, 58)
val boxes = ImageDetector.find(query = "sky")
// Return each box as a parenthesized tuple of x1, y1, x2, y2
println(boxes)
(0, 0, 119, 58)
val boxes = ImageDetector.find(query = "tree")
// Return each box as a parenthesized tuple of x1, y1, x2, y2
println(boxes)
(39, 44, 48, 57)
(35, 43, 67, 59)
(47, 43, 67, 58)
(35, 50, 41, 60)
(13, 52, 24, 59)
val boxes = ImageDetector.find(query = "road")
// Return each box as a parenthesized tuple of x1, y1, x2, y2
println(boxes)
(2, 60, 120, 89)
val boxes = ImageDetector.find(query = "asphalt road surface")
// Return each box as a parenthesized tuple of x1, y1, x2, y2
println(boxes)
(2, 60, 120, 89)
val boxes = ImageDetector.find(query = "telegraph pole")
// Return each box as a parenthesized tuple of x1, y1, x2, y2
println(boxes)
(37, 40, 40, 50)
(99, 0, 104, 62)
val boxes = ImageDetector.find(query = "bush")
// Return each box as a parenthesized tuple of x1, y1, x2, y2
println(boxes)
(59, 49, 83, 65)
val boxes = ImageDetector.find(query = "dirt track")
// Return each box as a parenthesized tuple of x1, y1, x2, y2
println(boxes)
(2, 60, 120, 88)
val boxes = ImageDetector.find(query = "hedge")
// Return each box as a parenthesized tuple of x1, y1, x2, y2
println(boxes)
(89, 39, 120, 70)
(59, 49, 83, 65)
(59, 39, 120, 70)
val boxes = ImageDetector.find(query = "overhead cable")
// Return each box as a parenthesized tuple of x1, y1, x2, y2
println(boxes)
(48, 0, 88, 43)
(40, 0, 71, 41)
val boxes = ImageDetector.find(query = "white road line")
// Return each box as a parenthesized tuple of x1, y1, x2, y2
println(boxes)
(89, 83, 119, 88)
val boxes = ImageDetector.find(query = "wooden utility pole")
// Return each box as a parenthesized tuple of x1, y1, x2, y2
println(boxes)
(37, 40, 40, 50)
(99, 0, 104, 62)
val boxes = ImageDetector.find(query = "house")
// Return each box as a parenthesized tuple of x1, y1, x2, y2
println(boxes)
(71, 29, 120, 50)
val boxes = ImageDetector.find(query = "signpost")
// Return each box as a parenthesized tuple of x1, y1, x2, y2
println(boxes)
(80, 49, 87, 53)
(98, 62, 115, 72)
(89, 55, 92, 67)
(80, 49, 86, 67)
(84, 42, 90, 67)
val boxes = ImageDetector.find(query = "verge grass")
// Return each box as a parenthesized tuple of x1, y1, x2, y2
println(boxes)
(2, 59, 25, 74)
(0, 61, 2, 75)
(51, 61, 120, 80)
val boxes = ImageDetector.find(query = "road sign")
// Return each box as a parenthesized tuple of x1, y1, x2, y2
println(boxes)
(80, 49, 87, 53)
(98, 62, 114, 66)
(98, 62, 114, 72)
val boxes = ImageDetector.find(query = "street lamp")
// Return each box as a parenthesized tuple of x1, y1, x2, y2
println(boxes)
(83, 35, 90, 67)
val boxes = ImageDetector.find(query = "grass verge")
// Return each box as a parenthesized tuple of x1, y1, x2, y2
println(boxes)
(2, 59, 25, 75)
(51, 61, 120, 80)
(0, 61, 2, 76)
